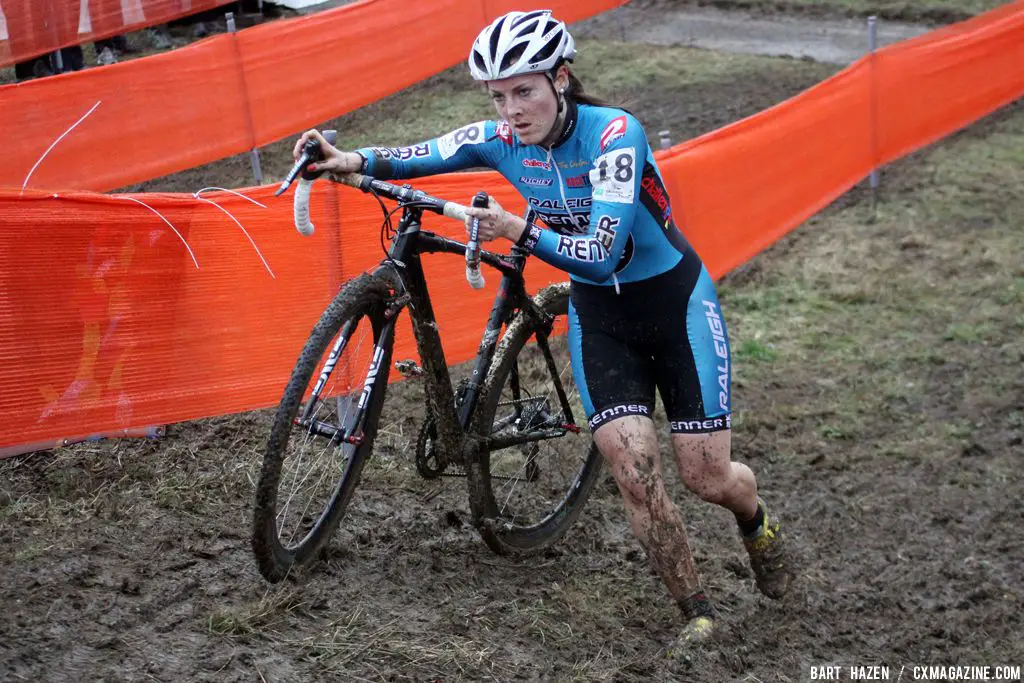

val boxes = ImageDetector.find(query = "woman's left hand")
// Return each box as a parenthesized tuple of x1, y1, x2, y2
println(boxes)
(463, 195, 510, 243)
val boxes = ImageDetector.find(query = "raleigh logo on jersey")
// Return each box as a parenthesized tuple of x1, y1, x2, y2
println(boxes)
(528, 196, 591, 211)
(522, 158, 551, 171)
(599, 115, 628, 151)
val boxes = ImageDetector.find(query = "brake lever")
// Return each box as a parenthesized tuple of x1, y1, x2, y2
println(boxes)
(275, 130, 338, 196)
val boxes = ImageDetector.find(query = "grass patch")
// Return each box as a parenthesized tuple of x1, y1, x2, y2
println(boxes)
(208, 587, 307, 636)
(720, 102, 1024, 461)
(735, 338, 779, 363)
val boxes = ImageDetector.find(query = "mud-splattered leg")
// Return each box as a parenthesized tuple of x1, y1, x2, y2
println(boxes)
(673, 429, 793, 599)
(594, 415, 702, 602)
(671, 430, 757, 519)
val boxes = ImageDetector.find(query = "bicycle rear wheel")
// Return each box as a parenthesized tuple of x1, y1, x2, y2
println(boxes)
(252, 272, 395, 582)
(467, 283, 602, 554)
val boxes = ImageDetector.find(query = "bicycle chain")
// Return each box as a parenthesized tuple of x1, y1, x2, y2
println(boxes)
(417, 396, 551, 481)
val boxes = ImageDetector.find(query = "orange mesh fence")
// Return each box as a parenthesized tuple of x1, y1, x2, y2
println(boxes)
(0, 2, 1022, 450)
(661, 0, 1024, 278)
(0, 0, 626, 193)
(0, 0, 234, 67)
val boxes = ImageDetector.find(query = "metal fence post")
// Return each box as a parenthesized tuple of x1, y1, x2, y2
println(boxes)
(226, 11, 264, 186)
(868, 16, 879, 219)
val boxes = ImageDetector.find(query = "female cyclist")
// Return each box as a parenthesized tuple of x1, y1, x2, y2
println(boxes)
(293, 9, 793, 648)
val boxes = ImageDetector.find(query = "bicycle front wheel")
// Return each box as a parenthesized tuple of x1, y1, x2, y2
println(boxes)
(468, 283, 602, 554)
(252, 272, 395, 582)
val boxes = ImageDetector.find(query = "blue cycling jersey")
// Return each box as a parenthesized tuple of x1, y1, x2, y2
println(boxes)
(356, 100, 693, 287)
(356, 100, 732, 430)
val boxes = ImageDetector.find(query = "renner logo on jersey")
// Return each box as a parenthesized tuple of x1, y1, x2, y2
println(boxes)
(599, 115, 628, 151)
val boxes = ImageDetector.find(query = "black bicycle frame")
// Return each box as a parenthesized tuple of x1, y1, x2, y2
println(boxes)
(301, 196, 579, 465)
(375, 205, 534, 459)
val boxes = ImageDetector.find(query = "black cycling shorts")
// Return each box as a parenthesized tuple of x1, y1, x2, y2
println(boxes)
(568, 252, 732, 434)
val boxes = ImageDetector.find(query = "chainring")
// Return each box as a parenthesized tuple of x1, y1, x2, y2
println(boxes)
(414, 416, 444, 479)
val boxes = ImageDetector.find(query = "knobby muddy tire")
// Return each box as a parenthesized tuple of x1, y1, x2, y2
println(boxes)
(467, 282, 602, 555)
(252, 271, 396, 582)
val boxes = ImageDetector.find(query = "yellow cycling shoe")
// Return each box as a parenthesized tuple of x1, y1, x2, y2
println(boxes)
(742, 498, 794, 599)
(667, 615, 716, 657)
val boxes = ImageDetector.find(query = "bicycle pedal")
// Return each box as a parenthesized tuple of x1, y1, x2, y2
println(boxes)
(395, 359, 423, 377)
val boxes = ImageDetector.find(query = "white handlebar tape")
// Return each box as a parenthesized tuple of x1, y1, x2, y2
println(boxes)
(294, 178, 315, 236)
(444, 203, 468, 222)
(466, 266, 485, 289)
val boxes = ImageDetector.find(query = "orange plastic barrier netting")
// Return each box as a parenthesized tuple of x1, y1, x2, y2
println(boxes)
(0, 0, 626, 193)
(0, 0, 234, 67)
(1, 1, 1023, 450)
(662, 0, 1024, 278)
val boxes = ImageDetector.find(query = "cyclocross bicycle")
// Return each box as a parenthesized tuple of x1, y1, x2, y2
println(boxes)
(251, 133, 602, 582)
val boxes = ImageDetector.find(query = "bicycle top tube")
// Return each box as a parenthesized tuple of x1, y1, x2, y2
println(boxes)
(329, 172, 469, 223)
(329, 171, 524, 279)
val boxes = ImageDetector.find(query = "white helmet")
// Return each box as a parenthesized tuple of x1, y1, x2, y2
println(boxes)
(468, 10, 577, 81)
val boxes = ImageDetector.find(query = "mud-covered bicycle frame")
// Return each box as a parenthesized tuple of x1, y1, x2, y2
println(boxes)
(297, 173, 581, 474)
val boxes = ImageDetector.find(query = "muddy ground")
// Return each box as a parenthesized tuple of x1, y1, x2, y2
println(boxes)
(3, 15, 1024, 683)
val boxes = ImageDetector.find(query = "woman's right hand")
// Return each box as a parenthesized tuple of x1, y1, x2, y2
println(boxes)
(292, 129, 363, 174)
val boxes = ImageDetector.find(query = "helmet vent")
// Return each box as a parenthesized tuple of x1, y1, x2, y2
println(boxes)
(473, 50, 488, 74)
(512, 10, 546, 28)
(488, 20, 504, 62)
(533, 35, 561, 63)
(499, 44, 527, 73)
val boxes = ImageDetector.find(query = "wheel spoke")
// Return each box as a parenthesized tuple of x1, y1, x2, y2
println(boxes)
(481, 304, 596, 537)
(273, 314, 374, 551)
